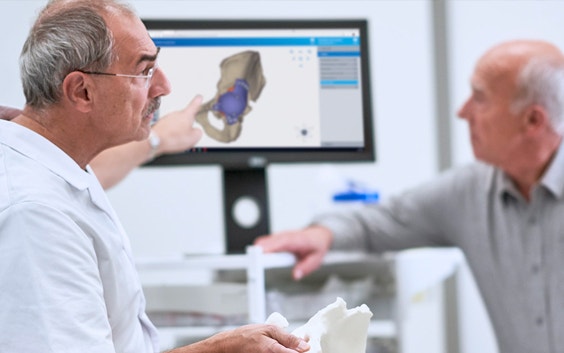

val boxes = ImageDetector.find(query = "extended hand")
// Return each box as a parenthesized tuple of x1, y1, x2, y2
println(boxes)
(151, 95, 204, 154)
(254, 226, 333, 280)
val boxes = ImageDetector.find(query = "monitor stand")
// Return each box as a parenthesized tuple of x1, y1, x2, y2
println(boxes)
(223, 167, 270, 253)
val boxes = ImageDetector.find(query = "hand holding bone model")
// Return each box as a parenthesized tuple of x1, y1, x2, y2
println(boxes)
(266, 297, 373, 353)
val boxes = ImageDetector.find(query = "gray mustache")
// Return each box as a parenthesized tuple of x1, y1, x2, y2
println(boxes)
(145, 98, 161, 116)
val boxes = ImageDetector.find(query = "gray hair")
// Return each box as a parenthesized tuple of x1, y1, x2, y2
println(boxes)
(20, 0, 136, 109)
(512, 56, 564, 133)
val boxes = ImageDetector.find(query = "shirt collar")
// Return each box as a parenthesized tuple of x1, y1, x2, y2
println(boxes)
(496, 139, 564, 201)
(539, 139, 564, 198)
(0, 119, 92, 191)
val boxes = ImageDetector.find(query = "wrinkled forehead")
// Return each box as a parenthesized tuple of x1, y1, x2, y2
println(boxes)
(103, 9, 157, 66)
(471, 49, 523, 95)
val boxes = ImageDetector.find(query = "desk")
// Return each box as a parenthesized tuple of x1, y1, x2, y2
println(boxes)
(136, 246, 463, 352)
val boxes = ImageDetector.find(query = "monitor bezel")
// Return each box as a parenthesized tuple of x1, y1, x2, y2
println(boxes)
(142, 18, 375, 169)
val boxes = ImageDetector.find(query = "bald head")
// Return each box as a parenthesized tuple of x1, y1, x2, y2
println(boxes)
(458, 39, 564, 172)
(476, 40, 563, 91)
(474, 40, 564, 131)
(481, 40, 564, 67)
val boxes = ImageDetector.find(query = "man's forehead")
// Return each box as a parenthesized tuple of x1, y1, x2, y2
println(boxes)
(104, 10, 157, 64)
(473, 55, 518, 93)
(470, 63, 491, 93)
(470, 78, 485, 93)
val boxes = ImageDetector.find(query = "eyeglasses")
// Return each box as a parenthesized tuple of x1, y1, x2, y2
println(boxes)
(77, 63, 158, 88)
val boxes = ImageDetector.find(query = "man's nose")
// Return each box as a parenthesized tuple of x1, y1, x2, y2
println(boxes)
(457, 98, 471, 120)
(150, 67, 171, 97)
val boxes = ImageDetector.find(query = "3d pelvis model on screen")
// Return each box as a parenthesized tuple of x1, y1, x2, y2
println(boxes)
(196, 50, 266, 143)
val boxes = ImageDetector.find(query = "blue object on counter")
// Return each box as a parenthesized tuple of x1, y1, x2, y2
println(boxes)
(331, 180, 379, 204)
(332, 191, 379, 203)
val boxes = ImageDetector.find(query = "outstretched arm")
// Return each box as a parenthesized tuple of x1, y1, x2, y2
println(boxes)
(90, 95, 203, 189)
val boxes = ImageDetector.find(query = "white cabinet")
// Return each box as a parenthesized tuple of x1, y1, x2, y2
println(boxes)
(136, 246, 462, 353)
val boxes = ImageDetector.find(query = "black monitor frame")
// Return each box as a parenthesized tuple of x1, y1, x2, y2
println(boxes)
(143, 19, 375, 253)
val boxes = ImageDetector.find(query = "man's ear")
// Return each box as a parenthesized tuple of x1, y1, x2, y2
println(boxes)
(523, 105, 548, 133)
(61, 72, 93, 113)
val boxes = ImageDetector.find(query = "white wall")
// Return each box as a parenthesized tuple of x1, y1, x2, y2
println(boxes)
(0, 1, 43, 108)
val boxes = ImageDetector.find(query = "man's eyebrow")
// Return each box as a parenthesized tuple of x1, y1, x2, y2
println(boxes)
(136, 47, 160, 65)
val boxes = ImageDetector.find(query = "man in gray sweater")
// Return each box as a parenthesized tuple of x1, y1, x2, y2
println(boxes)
(256, 39, 564, 353)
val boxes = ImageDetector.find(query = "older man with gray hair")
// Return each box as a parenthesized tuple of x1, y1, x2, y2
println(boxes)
(0, 1, 309, 353)
(256, 40, 564, 353)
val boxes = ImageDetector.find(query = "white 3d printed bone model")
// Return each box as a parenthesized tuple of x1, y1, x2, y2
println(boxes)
(266, 297, 373, 353)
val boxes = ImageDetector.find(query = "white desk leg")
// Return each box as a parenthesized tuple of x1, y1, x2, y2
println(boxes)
(246, 245, 266, 323)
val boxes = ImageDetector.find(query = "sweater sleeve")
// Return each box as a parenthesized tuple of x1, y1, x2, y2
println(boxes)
(312, 164, 488, 253)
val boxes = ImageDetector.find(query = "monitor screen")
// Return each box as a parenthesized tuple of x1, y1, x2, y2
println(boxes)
(142, 19, 375, 252)
(144, 19, 375, 168)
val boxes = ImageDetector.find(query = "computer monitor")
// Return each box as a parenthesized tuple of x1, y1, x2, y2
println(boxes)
(143, 19, 375, 253)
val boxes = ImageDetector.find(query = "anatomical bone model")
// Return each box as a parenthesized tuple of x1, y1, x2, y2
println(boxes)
(266, 297, 374, 353)
(196, 50, 266, 143)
